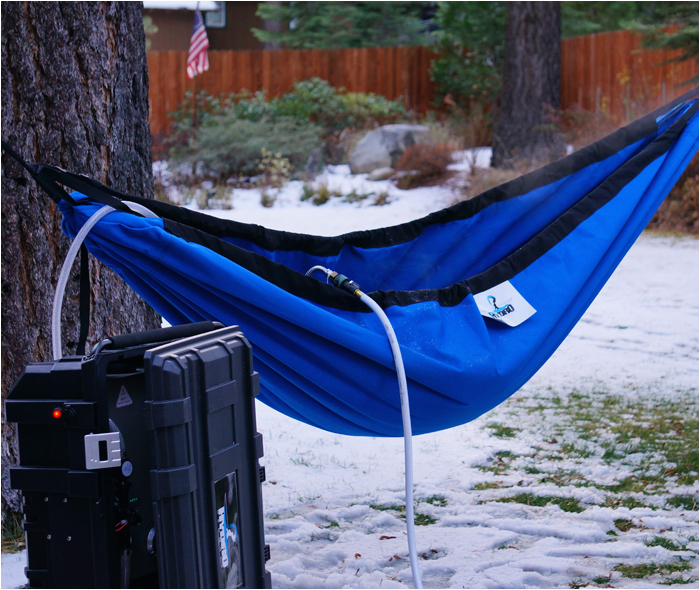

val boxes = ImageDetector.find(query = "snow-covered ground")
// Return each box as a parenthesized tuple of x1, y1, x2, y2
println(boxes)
(3, 153, 698, 589)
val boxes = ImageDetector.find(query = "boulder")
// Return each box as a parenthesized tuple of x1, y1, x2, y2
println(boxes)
(348, 124, 433, 174)
(368, 167, 395, 181)
(304, 147, 324, 180)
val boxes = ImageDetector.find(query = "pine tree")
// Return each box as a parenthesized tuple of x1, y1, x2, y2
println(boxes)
(253, 1, 435, 49)
(491, 2, 565, 168)
(1, 2, 160, 515)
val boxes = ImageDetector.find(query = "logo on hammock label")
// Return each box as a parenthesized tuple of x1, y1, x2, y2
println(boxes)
(474, 280, 536, 327)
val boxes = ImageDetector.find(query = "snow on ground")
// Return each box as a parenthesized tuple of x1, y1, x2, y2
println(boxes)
(3, 153, 698, 589)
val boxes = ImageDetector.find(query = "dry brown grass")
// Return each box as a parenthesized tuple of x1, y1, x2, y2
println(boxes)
(648, 154, 699, 236)
(394, 143, 455, 190)
(455, 160, 539, 203)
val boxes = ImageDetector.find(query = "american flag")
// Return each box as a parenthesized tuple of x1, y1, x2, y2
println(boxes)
(186, 9, 209, 79)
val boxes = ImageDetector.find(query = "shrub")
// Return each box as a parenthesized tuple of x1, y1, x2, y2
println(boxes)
(170, 116, 321, 180)
(394, 144, 454, 189)
(167, 79, 411, 172)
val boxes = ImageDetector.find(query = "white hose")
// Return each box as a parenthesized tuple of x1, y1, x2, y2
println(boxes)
(359, 293, 423, 590)
(52, 205, 115, 360)
(51, 201, 159, 360)
(305, 265, 423, 588)
(123, 200, 160, 219)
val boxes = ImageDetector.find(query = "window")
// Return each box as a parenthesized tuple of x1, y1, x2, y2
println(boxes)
(205, 1, 226, 28)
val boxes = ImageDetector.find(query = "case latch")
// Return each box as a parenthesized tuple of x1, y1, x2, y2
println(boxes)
(84, 432, 121, 470)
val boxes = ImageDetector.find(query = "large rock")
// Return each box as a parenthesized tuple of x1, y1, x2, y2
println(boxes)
(348, 125, 433, 174)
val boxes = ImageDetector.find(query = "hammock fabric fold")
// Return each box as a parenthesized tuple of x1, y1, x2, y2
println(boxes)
(49, 94, 698, 437)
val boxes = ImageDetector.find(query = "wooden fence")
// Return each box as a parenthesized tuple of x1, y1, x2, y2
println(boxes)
(146, 46, 435, 136)
(561, 29, 697, 123)
(147, 30, 697, 135)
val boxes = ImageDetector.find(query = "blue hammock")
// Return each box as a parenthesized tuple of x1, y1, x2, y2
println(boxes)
(18, 94, 700, 437)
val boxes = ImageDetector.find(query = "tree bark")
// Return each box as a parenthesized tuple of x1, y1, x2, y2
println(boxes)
(491, 1, 565, 168)
(1, 2, 160, 515)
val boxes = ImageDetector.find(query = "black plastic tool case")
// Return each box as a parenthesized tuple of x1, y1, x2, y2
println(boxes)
(6, 323, 271, 589)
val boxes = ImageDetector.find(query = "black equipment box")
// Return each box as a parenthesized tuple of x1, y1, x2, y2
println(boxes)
(6, 322, 271, 589)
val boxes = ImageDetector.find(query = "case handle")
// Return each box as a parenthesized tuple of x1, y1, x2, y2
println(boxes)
(94, 321, 224, 353)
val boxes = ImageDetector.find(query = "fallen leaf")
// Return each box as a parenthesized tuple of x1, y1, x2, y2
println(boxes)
(379, 535, 396, 540)
(269, 481, 277, 485)
(354, 553, 361, 559)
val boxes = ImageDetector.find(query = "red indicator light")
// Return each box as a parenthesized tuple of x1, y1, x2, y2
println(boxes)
(52, 408, 62, 420)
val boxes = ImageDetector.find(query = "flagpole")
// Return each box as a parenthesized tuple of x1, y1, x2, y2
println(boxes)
(192, 69, 197, 129)
(192, 1, 200, 129)
(187, 1, 208, 131)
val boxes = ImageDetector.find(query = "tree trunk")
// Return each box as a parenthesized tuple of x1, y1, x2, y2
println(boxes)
(1, 2, 160, 516)
(491, 1, 565, 168)
(262, 1, 283, 50)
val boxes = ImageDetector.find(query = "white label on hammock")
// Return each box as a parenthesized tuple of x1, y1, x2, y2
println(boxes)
(474, 280, 536, 327)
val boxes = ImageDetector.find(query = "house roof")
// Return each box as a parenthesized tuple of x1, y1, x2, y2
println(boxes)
(143, 1, 218, 10)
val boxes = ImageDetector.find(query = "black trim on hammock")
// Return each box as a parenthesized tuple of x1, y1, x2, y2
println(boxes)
(162, 219, 472, 312)
(159, 98, 697, 310)
(3, 91, 697, 313)
(0, 141, 135, 214)
(121, 90, 698, 257)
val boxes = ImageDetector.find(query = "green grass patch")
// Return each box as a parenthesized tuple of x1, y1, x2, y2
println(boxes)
(591, 575, 612, 585)
(538, 470, 588, 487)
(667, 495, 697, 511)
(370, 503, 404, 513)
(619, 496, 653, 510)
(645, 536, 683, 551)
(424, 495, 447, 506)
(486, 423, 521, 438)
(290, 456, 314, 466)
(614, 518, 640, 532)
(602, 477, 647, 493)
(414, 513, 437, 526)
(369, 503, 437, 526)
(473, 482, 503, 490)
(560, 442, 595, 459)
(495, 493, 585, 513)
(660, 575, 698, 585)
(477, 454, 517, 475)
(614, 561, 692, 579)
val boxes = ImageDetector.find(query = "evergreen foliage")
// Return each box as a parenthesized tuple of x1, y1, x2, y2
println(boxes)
(632, 2, 698, 83)
(253, 1, 435, 49)
(430, 1, 506, 107)
(430, 1, 697, 108)
(172, 115, 321, 179)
